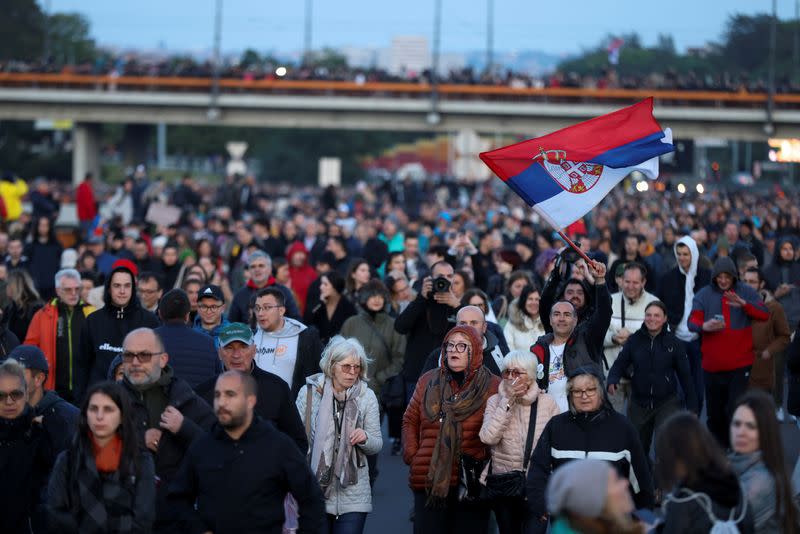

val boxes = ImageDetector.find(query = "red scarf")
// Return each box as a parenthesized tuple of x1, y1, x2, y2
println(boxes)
(90, 433, 123, 473)
(247, 276, 275, 289)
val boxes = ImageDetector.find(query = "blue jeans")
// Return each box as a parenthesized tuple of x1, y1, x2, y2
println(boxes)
(326, 512, 367, 534)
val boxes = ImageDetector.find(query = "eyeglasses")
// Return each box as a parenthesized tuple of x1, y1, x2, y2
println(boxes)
(199, 304, 223, 311)
(59, 287, 80, 293)
(501, 369, 528, 379)
(571, 387, 598, 398)
(338, 363, 362, 374)
(254, 304, 282, 313)
(444, 342, 469, 353)
(0, 389, 25, 403)
(121, 351, 164, 363)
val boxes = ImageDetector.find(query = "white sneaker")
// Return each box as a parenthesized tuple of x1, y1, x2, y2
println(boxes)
(776, 407, 785, 422)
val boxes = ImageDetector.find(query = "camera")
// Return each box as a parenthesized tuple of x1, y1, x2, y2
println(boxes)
(432, 276, 452, 293)
(559, 241, 581, 263)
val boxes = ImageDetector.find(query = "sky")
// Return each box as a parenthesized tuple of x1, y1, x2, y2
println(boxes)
(44, 0, 796, 57)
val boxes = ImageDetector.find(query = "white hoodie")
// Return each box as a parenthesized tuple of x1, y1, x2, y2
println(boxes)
(674, 235, 700, 342)
(254, 317, 307, 389)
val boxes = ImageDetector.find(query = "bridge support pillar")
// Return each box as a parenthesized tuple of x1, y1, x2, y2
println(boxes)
(72, 122, 101, 186)
(122, 124, 152, 168)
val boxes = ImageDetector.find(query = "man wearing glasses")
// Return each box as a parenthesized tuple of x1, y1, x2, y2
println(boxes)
(193, 284, 230, 348)
(24, 268, 95, 403)
(119, 327, 215, 533)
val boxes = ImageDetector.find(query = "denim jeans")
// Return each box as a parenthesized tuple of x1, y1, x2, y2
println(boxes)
(326, 512, 367, 534)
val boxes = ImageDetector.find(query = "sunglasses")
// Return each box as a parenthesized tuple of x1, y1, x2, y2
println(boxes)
(0, 389, 25, 402)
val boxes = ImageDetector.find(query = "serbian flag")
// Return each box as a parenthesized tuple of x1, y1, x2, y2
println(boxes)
(479, 98, 673, 229)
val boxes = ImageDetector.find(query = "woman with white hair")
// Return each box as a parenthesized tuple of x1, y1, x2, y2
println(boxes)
(479, 350, 560, 534)
(296, 335, 382, 534)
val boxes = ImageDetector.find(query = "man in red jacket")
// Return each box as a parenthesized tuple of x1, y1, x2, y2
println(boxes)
(75, 172, 97, 240)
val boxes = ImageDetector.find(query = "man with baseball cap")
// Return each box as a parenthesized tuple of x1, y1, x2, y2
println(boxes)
(194, 322, 308, 453)
(193, 284, 230, 348)
(7, 344, 78, 455)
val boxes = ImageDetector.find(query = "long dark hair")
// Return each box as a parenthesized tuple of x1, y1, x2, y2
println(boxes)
(733, 391, 797, 533)
(655, 411, 731, 491)
(76, 381, 140, 481)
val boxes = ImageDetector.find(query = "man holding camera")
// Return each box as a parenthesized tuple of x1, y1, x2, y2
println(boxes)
(395, 260, 459, 400)
(540, 245, 605, 334)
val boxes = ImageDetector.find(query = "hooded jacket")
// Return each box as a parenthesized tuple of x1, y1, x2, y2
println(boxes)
(749, 289, 791, 391)
(402, 325, 500, 491)
(228, 278, 301, 324)
(340, 309, 406, 397)
(657, 235, 711, 342)
(34, 390, 79, 457)
(688, 257, 769, 372)
(286, 241, 318, 316)
(75, 264, 159, 400)
(420, 327, 506, 377)
(253, 317, 324, 399)
(763, 237, 800, 327)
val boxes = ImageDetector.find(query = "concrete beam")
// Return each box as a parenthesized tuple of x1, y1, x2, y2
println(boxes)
(71, 122, 101, 186)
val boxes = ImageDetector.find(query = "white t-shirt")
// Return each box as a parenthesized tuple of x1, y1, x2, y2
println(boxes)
(548, 343, 569, 413)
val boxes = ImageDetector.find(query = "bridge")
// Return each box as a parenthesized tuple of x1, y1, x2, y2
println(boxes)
(0, 73, 793, 182)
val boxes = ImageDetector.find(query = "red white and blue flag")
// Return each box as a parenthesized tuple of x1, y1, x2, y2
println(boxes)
(608, 37, 624, 65)
(479, 98, 674, 229)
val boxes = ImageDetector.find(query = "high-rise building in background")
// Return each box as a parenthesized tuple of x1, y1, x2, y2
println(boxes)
(389, 36, 429, 76)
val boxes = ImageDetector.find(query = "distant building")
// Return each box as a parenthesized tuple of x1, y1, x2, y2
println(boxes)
(389, 36, 429, 76)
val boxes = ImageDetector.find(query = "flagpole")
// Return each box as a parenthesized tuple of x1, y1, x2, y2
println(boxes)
(557, 230, 593, 265)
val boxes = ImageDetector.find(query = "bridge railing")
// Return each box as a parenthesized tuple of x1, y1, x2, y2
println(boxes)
(0, 72, 796, 108)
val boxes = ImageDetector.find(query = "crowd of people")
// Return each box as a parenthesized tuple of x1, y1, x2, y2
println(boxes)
(1, 165, 800, 533)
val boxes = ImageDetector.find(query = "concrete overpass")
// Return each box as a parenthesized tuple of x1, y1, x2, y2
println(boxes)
(0, 73, 794, 182)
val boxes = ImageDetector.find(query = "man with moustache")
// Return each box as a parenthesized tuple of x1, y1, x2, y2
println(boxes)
(169, 370, 325, 534)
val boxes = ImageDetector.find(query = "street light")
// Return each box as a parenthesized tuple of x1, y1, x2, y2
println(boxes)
(767, 0, 777, 133)
(304, 0, 313, 64)
(209, 0, 223, 121)
(486, 0, 494, 74)
(430, 0, 442, 126)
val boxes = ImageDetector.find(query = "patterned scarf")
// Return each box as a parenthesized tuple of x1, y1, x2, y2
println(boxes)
(310, 377, 364, 499)
(422, 364, 493, 503)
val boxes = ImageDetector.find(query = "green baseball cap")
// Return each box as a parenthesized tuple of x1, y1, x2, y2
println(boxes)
(218, 323, 253, 347)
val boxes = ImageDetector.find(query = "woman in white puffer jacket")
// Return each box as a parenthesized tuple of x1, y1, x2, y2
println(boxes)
(296, 336, 382, 534)
(503, 286, 546, 352)
(479, 350, 560, 534)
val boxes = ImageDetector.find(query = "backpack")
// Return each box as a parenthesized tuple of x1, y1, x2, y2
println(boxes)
(662, 489, 748, 534)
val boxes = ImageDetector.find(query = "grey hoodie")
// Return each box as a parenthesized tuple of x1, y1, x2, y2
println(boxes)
(253, 317, 307, 390)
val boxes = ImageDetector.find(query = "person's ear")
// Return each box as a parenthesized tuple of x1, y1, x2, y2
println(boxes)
(160, 352, 169, 368)
(247, 393, 257, 411)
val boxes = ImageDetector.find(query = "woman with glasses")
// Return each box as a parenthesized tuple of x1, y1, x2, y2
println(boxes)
(46, 380, 156, 533)
(479, 350, 559, 534)
(296, 336, 382, 534)
(403, 324, 500, 533)
(525, 365, 654, 532)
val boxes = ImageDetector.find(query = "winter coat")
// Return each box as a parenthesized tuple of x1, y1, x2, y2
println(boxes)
(34, 390, 79, 457)
(75, 263, 159, 400)
(658, 264, 711, 331)
(0, 177, 28, 221)
(749, 292, 791, 391)
(228, 279, 301, 324)
(296, 373, 382, 515)
(788, 332, 800, 416)
(479, 380, 559, 480)
(5, 299, 42, 345)
(154, 322, 220, 388)
(121, 369, 215, 523)
(192, 314, 230, 348)
(526, 405, 655, 518)
(657, 469, 754, 534)
(421, 328, 507, 377)
(303, 296, 357, 345)
(729, 451, 780, 534)
(168, 418, 326, 534)
(607, 324, 697, 412)
(503, 300, 546, 352)
(0, 406, 53, 534)
(603, 290, 659, 371)
(340, 310, 406, 398)
(395, 293, 456, 382)
(76, 180, 97, 222)
(688, 257, 769, 372)
(763, 237, 800, 327)
(24, 298, 95, 392)
(402, 342, 500, 491)
(195, 364, 308, 454)
(25, 239, 63, 297)
(0, 325, 20, 357)
(286, 241, 318, 316)
(46, 446, 156, 534)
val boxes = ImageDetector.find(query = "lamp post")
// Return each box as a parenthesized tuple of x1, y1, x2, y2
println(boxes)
(486, 0, 494, 75)
(766, 0, 777, 135)
(304, 0, 313, 64)
(428, 0, 442, 125)
(208, 0, 223, 121)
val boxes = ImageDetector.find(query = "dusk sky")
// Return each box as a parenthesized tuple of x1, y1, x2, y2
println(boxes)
(45, 0, 793, 56)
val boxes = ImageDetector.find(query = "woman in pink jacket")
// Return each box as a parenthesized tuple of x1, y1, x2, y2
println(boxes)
(479, 350, 560, 534)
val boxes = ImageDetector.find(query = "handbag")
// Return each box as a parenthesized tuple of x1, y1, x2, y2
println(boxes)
(485, 397, 539, 499)
(381, 374, 406, 409)
(458, 453, 487, 502)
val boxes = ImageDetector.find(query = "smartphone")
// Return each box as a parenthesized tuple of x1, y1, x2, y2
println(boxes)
(713, 314, 725, 323)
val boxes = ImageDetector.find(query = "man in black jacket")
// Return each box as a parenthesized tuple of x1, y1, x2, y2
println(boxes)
(76, 259, 160, 400)
(194, 322, 308, 453)
(228, 250, 300, 323)
(120, 327, 215, 534)
(155, 289, 220, 388)
(169, 370, 325, 534)
(395, 260, 459, 401)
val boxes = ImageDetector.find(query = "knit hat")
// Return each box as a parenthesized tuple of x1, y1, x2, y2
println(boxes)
(111, 258, 139, 278)
(547, 459, 611, 517)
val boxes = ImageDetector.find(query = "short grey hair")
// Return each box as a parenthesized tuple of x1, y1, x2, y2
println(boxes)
(500, 349, 539, 379)
(0, 358, 26, 392)
(566, 373, 601, 414)
(247, 250, 272, 268)
(319, 335, 373, 382)
(55, 268, 81, 289)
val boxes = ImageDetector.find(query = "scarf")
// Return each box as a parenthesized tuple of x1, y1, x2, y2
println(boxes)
(91, 433, 123, 473)
(310, 377, 363, 498)
(422, 365, 493, 503)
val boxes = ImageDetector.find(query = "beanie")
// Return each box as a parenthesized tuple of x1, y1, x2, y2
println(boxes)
(547, 459, 611, 517)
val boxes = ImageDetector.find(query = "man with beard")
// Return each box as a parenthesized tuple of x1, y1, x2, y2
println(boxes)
(169, 370, 325, 534)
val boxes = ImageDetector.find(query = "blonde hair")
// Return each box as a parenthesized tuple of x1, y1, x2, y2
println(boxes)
(500, 349, 539, 379)
(319, 335, 373, 382)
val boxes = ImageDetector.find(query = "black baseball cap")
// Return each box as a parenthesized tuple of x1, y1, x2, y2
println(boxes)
(198, 284, 224, 303)
(8, 345, 49, 373)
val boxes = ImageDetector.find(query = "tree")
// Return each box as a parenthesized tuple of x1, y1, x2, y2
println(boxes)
(47, 12, 96, 64)
(240, 48, 261, 69)
(0, 0, 45, 61)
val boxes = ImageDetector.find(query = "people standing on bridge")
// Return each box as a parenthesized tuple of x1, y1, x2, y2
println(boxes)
(403, 324, 499, 534)
(296, 336, 382, 534)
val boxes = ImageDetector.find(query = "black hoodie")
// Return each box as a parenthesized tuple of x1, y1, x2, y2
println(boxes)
(74, 264, 159, 401)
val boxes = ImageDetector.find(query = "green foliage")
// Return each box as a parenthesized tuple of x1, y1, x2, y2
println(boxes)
(304, 48, 349, 70)
(0, 0, 45, 61)
(47, 13, 96, 64)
